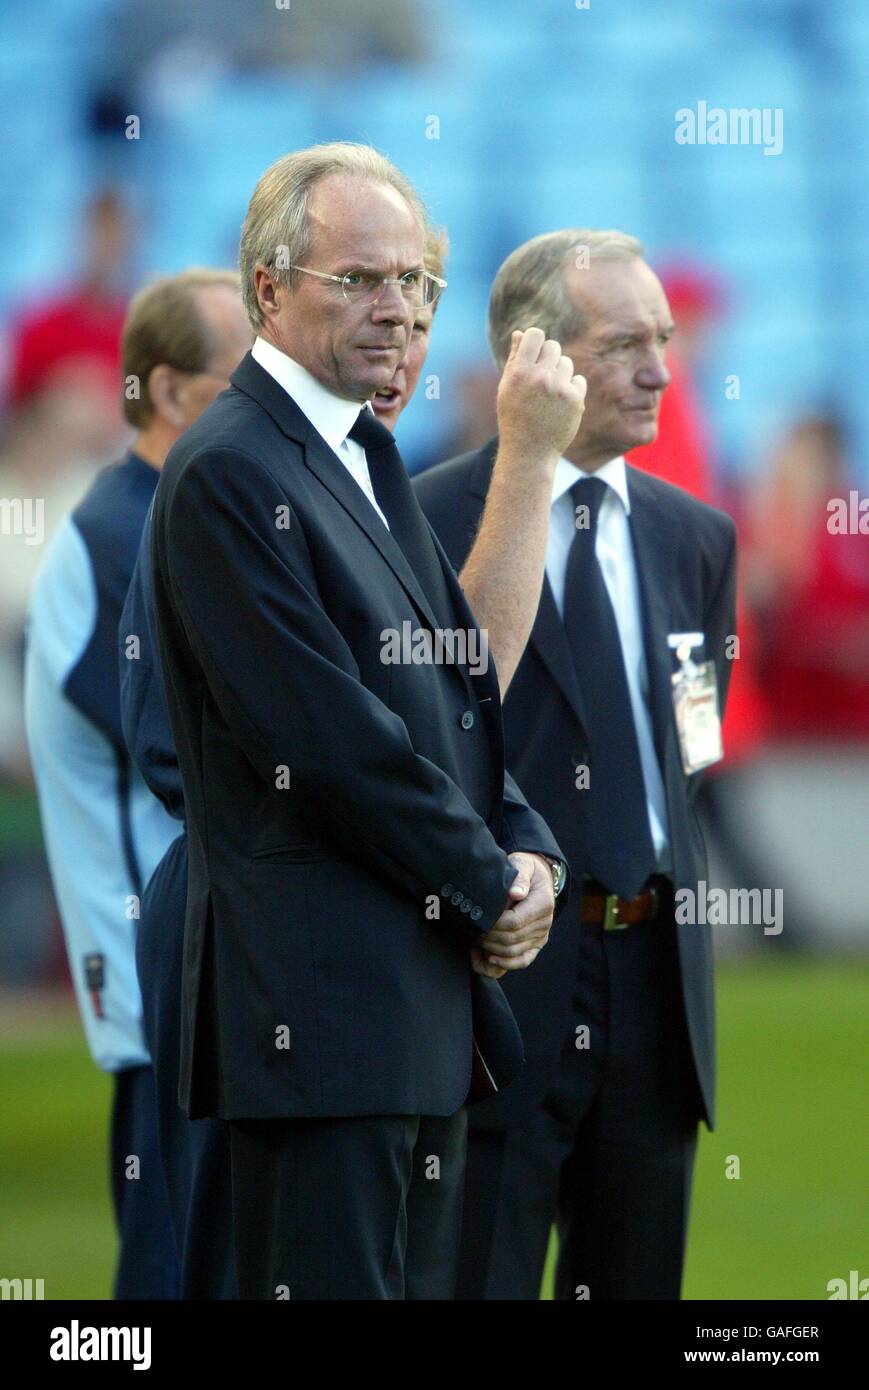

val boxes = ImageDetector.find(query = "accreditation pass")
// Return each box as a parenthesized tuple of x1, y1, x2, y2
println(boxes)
(671, 659, 724, 775)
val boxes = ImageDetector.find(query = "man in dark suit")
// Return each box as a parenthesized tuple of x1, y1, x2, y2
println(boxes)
(149, 144, 583, 1300)
(118, 229, 452, 1300)
(414, 228, 738, 1300)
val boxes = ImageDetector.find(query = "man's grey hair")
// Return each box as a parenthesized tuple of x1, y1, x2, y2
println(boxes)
(239, 141, 430, 329)
(487, 228, 645, 368)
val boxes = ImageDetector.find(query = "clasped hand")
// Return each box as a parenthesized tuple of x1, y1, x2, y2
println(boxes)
(470, 851, 555, 979)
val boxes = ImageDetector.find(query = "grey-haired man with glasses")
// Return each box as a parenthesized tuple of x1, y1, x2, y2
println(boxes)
(148, 143, 583, 1299)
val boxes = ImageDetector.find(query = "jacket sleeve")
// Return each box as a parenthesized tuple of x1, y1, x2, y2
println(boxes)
(160, 447, 518, 934)
(497, 768, 570, 917)
(705, 516, 738, 718)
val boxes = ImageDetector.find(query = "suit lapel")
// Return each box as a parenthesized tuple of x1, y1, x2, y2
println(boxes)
(230, 352, 442, 634)
(625, 467, 677, 766)
(428, 525, 506, 775)
(529, 576, 589, 732)
(301, 430, 443, 633)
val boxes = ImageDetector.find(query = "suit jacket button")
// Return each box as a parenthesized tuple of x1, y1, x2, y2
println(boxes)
(440, 883, 454, 897)
(460, 710, 474, 729)
(451, 890, 463, 906)
(460, 898, 472, 913)
(469, 906, 483, 922)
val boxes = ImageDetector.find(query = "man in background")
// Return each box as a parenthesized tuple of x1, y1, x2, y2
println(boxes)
(24, 268, 250, 1299)
(416, 228, 737, 1300)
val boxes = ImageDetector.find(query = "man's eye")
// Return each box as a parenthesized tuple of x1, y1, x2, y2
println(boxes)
(400, 270, 423, 288)
(343, 273, 364, 286)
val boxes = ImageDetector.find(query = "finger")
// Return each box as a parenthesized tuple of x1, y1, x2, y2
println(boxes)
(505, 330, 523, 363)
(489, 904, 550, 940)
(507, 870, 531, 903)
(537, 337, 563, 366)
(497, 885, 554, 932)
(572, 372, 587, 398)
(482, 919, 551, 952)
(486, 946, 542, 971)
(484, 915, 551, 945)
(471, 948, 507, 979)
(506, 856, 533, 901)
(513, 326, 546, 364)
(483, 928, 550, 958)
(492, 870, 552, 924)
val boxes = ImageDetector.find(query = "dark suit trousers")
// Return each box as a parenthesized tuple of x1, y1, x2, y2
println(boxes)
(110, 1064, 179, 1300)
(136, 832, 236, 1299)
(458, 884, 701, 1300)
(229, 1108, 467, 1300)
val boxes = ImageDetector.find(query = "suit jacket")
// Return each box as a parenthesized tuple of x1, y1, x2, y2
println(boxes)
(150, 355, 567, 1121)
(413, 437, 737, 1130)
(120, 501, 186, 824)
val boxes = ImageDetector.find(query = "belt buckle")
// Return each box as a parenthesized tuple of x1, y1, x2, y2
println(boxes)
(603, 893, 627, 931)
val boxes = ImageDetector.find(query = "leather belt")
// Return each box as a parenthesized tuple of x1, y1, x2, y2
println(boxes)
(581, 879, 660, 930)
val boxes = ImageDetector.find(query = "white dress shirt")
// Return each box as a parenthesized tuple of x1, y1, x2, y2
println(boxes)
(546, 454, 672, 871)
(251, 336, 390, 530)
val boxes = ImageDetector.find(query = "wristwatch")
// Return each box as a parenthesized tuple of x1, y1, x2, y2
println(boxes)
(545, 856, 567, 899)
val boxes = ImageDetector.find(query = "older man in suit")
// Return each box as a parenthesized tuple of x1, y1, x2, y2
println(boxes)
(149, 144, 585, 1300)
(414, 229, 737, 1300)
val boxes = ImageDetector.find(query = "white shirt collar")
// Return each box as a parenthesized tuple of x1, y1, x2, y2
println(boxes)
(551, 454, 630, 514)
(251, 336, 367, 454)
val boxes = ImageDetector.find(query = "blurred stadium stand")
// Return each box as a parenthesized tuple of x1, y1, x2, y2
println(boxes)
(0, 0, 867, 981)
(1, 0, 867, 474)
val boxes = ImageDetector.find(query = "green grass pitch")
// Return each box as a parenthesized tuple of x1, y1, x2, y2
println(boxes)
(0, 958, 865, 1300)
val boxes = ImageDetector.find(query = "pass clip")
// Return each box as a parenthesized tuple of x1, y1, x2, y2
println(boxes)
(668, 632, 724, 776)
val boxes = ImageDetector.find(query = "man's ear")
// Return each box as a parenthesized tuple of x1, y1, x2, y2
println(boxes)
(253, 265, 281, 321)
(146, 364, 187, 429)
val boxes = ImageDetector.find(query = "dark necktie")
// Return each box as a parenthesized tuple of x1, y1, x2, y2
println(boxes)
(347, 408, 454, 628)
(562, 476, 656, 898)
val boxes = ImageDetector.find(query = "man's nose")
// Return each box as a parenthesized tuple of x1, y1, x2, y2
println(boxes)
(371, 281, 412, 323)
(636, 353, 671, 392)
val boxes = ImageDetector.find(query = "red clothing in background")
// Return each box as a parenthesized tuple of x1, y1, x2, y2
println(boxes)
(8, 288, 125, 406)
(762, 522, 869, 738)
